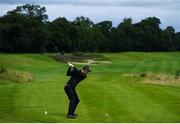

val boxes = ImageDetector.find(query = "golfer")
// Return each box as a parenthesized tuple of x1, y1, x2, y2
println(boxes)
(64, 63, 90, 119)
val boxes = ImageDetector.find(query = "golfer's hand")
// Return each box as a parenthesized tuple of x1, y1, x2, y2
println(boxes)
(68, 62, 74, 67)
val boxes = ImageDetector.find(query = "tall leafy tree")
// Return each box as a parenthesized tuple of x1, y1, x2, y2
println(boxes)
(175, 32, 180, 50)
(93, 21, 112, 52)
(13, 4, 48, 23)
(72, 16, 94, 51)
(134, 17, 162, 51)
(48, 17, 72, 52)
(0, 4, 180, 53)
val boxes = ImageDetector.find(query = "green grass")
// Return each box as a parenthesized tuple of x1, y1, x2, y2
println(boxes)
(0, 52, 180, 122)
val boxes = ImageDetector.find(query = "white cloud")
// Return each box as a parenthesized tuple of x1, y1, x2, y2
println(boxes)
(0, 4, 19, 16)
(45, 4, 179, 31)
(0, 0, 179, 8)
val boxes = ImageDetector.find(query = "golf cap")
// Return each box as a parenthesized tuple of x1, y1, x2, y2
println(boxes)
(82, 65, 91, 72)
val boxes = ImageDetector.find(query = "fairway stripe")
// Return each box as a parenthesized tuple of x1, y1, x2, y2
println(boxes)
(129, 83, 180, 122)
(108, 76, 180, 122)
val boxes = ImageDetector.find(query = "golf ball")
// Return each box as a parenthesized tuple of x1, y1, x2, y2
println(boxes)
(44, 111, 47, 115)
(106, 113, 108, 116)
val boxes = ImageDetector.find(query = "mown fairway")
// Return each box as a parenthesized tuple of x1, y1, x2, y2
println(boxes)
(0, 52, 180, 122)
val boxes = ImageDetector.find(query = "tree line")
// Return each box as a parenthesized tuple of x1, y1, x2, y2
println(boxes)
(0, 4, 179, 53)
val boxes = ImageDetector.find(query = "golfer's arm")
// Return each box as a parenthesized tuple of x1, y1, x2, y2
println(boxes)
(66, 67, 76, 76)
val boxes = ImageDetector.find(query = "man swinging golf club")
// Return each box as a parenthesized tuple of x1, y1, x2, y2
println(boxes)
(64, 62, 91, 119)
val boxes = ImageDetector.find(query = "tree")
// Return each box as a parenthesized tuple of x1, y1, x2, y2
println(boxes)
(134, 17, 162, 51)
(72, 16, 94, 51)
(116, 18, 135, 51)
(164, 26, 177, 51)
(93, 21, 112, 52)
(0, 23, 14, 52)
(0, 26, 3, 49)
(47, 17, 72, 52)
(94, 21, 112, 33)
(11, 4, 48, 23)
(175, 32, 180, 50)
(92, 29, 107, 52)
(0, 4, 49, 53)
(165, 26, 175, 33)
(73, 16, 93, 27)
(0, 4, 179, 53)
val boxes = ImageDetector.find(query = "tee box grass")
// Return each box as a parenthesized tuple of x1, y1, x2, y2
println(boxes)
(0, 52, 180, 122)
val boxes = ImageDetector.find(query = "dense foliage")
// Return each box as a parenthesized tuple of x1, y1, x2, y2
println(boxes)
(0, 4, 179, 53)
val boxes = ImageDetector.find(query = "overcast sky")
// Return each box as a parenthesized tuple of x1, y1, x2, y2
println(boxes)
(0, 0, 180, 31)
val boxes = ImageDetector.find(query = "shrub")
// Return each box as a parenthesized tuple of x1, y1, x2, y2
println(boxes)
(141, 72, 147, 78)
(175, 70, 180, 79)
(0, 68, 33, 83)
(0, 65, 7, 73)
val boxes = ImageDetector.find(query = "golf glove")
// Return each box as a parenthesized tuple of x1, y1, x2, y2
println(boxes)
(68, 62, 74, 67)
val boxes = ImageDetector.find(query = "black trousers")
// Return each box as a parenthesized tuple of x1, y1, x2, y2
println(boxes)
(64, 85, 80, 115)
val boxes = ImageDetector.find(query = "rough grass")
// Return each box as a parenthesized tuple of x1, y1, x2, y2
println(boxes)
(0, 68, 33, 83)
(122, 72, 180, 86)
(0, 52, 180, 122)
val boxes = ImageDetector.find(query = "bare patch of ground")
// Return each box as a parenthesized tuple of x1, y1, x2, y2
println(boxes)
(122, 73, 180, 86)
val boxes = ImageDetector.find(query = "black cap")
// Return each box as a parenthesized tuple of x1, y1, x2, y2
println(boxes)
(82, 65, 91, 72)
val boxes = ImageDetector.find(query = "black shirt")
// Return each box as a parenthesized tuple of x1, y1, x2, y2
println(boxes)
(66, 67, 86, 88)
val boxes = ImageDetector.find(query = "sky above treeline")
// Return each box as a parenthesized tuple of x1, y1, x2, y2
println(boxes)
(0, 0, 180, 32)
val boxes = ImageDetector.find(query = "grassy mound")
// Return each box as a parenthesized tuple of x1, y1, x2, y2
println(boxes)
(0, 68, 33, 83)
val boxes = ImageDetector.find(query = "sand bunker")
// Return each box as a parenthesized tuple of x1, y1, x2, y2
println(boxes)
(71, 59, 112, 65)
